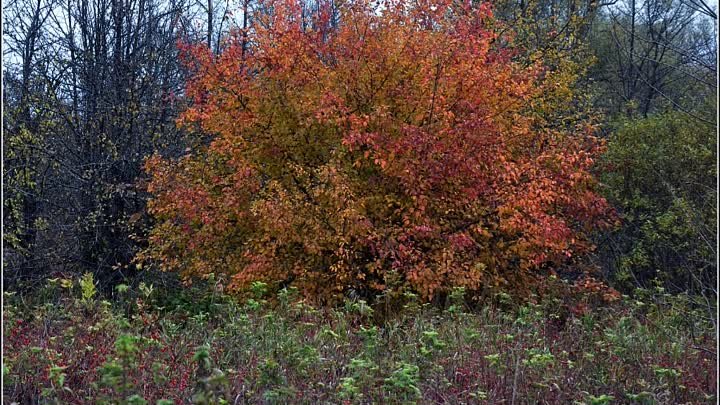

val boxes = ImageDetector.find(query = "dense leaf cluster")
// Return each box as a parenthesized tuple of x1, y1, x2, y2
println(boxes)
(140, 0, 615, 302)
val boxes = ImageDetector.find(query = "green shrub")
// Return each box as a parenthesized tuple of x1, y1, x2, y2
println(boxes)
(384, 363, 421, 402)
(600, 111, 716, 299)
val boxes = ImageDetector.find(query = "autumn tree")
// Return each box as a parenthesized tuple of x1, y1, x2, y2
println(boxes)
(140, 0, 615, 303)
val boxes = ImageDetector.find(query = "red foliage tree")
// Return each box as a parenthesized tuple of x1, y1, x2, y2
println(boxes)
(139, 0, 615, 302)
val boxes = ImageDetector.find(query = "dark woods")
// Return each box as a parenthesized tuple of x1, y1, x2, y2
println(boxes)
(4, 0, 191, 286)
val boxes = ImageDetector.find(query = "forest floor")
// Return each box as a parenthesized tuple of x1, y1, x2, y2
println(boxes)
(2, 278, 716, 405)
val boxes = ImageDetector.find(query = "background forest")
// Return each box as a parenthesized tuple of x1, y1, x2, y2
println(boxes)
(2, 0, 718, 402)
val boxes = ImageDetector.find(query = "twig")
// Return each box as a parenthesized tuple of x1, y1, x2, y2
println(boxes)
(692, 346, 716, 356)
(511, 354, 521, 405)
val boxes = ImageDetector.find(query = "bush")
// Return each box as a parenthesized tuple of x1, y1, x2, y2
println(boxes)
(139, 0, 613, 303)
(599, 111, 716, 299)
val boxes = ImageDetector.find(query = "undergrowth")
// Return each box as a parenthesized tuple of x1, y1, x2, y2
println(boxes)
(3, 274, 716, 404)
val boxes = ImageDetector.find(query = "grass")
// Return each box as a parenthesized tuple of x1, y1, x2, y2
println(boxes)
(2, 276, 716, 404)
